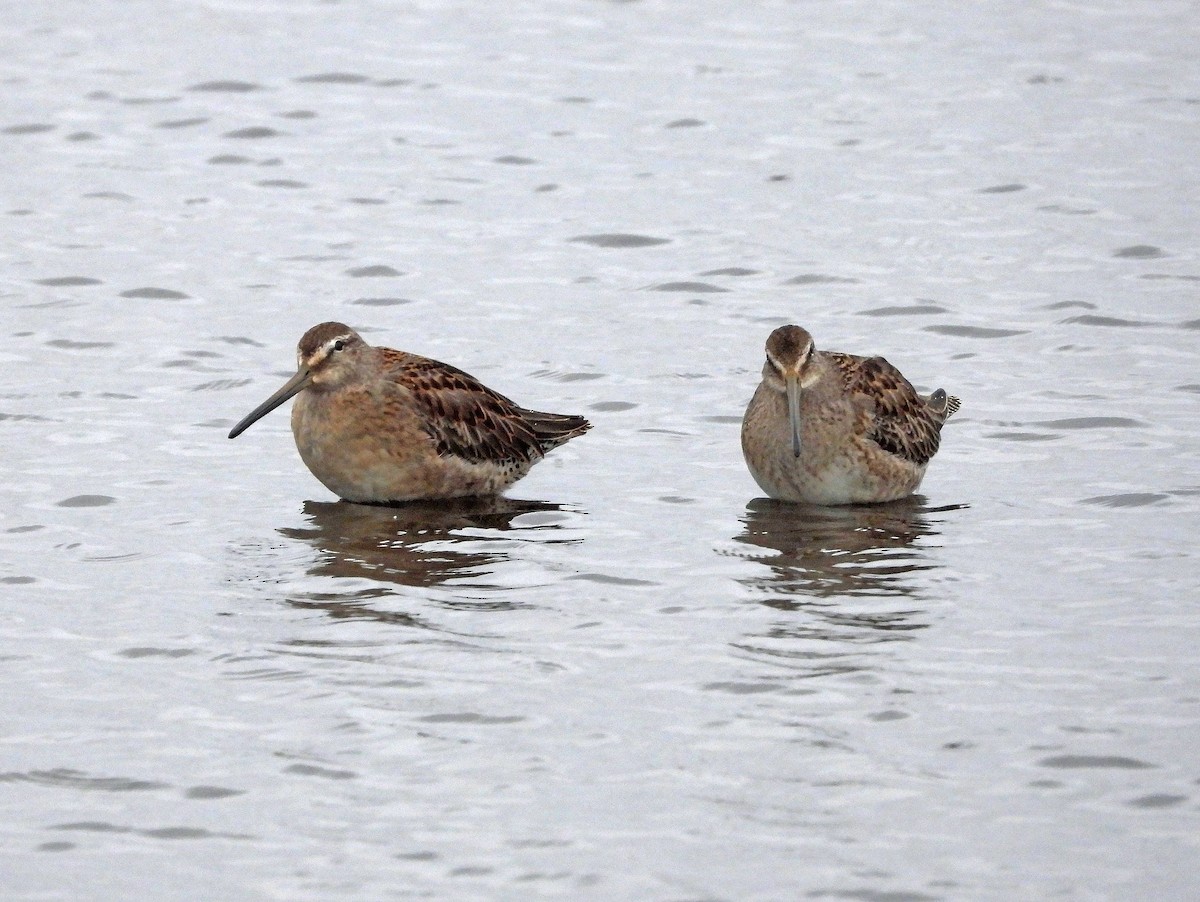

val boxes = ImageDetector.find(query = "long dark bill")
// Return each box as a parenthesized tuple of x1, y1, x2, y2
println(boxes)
(786, 372, 803, 458)
(227, 368, 312, 439)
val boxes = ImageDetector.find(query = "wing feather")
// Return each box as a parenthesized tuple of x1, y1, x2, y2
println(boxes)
(826, 352, 947, 466)
(382, 351, 545, 464)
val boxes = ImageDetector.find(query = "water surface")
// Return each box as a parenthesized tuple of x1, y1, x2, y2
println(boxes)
(2, 1, 1198, 899)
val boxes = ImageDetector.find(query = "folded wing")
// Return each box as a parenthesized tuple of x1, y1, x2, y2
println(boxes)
(828, 352, 948, 467)
(384, 350, 587, 464)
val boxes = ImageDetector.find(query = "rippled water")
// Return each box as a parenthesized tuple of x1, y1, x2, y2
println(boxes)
(3, 1, 1198, 899)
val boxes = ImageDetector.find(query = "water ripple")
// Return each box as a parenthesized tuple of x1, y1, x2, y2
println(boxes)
(569, 234, 670, 248)
(187, 80, 262, 93)
(1081, 493, 1170, 508)
(924, 324, 1028, 338)
(0, 769, 168, 792)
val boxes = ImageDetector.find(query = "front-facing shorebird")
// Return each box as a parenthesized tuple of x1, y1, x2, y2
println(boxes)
(741, 325, 959, 505)
(228, 322, 590, 503)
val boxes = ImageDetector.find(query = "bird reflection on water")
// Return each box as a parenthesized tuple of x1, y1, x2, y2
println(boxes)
(729, 496, 966, 677)
(278, 497, 578, 623)
(736, 496, 959, 599)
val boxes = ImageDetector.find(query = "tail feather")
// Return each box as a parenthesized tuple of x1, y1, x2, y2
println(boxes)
(927, 388, 961, 420)
(520, 409, 591, 452)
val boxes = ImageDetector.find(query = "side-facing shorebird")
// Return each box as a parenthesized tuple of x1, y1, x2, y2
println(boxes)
(228, 322, 590, 503)
(741, 325, 959, 505)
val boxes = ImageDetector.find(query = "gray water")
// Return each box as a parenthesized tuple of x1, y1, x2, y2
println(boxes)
(2, 1, 1198, 899)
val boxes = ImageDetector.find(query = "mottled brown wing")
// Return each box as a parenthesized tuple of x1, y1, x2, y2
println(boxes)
(827, 352, 944, 466)
(384, 351, 545, 464)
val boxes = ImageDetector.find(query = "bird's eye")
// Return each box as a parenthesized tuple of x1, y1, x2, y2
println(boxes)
(333, 339, 346, 352)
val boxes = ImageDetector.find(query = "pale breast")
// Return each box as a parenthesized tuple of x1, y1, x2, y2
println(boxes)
(741, 380, 927, 505)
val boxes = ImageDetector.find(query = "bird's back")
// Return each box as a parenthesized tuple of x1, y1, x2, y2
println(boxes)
(825, 351, 959, 467)
(381, 349, 590, 463)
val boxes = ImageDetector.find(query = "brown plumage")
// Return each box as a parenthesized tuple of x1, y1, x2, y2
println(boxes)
(741, 325, 959, 505)
(823, 352, 955, 466)
(228, 322, 590, 503)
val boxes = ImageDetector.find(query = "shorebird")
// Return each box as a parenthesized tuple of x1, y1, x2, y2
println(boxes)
(228, 322, 590, 503)
(741, 325, 959, 505)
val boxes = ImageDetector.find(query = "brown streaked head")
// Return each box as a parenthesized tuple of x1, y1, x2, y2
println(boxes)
(295, 322, 369, 386)
(764, 324, 814, 377)
(762, 325, 815, 458)
(227, 322, 369, 440)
